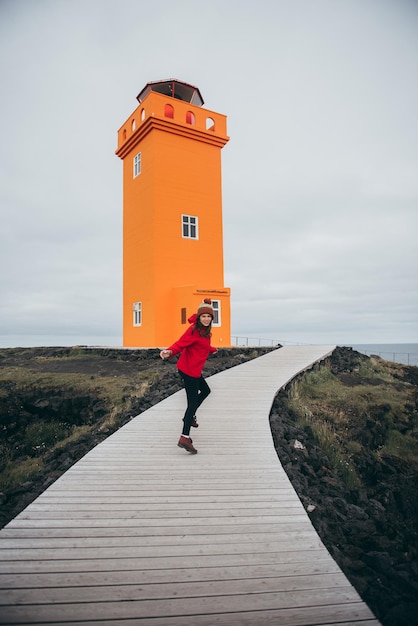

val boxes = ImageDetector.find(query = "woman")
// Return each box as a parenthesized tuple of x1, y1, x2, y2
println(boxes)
(160, 298, 217, 454)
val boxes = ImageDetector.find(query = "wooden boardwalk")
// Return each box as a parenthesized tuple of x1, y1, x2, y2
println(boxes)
(0, 345, 382, 625)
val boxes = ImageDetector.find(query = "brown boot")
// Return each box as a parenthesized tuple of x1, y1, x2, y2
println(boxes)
(178, 435, 198, 454)
(191, 416, 199, 428)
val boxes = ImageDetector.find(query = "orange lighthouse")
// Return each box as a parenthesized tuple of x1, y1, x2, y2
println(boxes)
(116, 79, 231, 348)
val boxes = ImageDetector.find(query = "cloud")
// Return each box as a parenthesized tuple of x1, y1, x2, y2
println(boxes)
(0, 0, 417, 346)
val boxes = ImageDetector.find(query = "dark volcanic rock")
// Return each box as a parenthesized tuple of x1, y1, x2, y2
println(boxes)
(269, 347, 418, 626)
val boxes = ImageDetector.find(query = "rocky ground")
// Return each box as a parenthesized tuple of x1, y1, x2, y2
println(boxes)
(270, 347, 418, 626)
(1, 345, 417, 626)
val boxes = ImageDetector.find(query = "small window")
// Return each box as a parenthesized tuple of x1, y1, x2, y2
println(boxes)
(132, 302, 142, 326)
(182, 214, 198, 239)
(186, 111, 195, 125)
(133, 152, 141, 178)
(141, 108, 145, 121)
(181, 308, 187, 324)
(212, 300, 221, 326)
(164, 103, 174, 118)
(206, 117, 215, 131)
(131, 119, 136, 131)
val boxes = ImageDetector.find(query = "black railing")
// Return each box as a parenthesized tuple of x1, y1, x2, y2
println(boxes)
(231, 336, 304, 347)
(354, 349, 418, 367)
(230, 337, 418, 367)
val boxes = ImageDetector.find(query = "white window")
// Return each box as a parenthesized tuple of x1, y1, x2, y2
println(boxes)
(133, 152, 141, 178)
(182, 214, 198, 239)
(132, 301, 142, 326)
(212, 300, 221, 326)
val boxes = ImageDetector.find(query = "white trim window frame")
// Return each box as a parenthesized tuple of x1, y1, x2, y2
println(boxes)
(133, 152, 141, 178)
(133, 301, 142, 326)
(211, 299, 221, 326)
(182, 214, 198, 239)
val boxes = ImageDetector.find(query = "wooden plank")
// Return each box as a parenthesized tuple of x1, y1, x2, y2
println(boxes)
(0, 529, 319, 549)
(0, 536, 327, 561)
(0, 592, 373, 623)
(0, 562, 344, 589)
(0, 604, 380, 626)
(32, 485, 296, 493)
(33, 492, 297, 500)
(5, 514, 310, 527)
(0, 521, 311, 539)
(17, 500, 303, 512)
(29, 616, 379, 626)
(15, 506, 302, 518)
(0, 548, 337, 574)
(47, 612, 379, 626)
(1, 576, 355, 606)
(1, 542, 329, 565)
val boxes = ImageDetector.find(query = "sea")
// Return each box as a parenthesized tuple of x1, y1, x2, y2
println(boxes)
(348, 343, 418, 367)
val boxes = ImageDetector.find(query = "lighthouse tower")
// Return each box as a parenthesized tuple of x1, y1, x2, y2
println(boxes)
(116, 79, 231, 348)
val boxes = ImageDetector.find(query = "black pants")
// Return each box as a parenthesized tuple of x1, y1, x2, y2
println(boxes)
(179, 370, 211, 436)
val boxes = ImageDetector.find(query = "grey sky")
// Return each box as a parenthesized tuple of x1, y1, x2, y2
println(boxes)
(1, 0, 417, 346)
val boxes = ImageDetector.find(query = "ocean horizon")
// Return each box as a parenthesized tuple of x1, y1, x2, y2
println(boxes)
(0, 336, 417, 367)
(349, 343, 418, 367)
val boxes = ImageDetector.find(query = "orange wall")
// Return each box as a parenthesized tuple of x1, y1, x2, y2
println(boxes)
(117, 91, 230, 347)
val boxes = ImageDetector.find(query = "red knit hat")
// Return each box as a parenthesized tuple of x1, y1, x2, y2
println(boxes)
(197, 298, 214, 318)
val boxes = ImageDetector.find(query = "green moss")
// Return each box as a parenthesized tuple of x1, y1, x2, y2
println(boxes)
(0, 457, 44, 491)
(0, 355, 158, 499)
(379, 430, 418, 467)
(285, 360, 418, 488)
(25, 421, 71, 450)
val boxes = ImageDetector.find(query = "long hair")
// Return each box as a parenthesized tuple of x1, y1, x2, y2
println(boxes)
(194, 316, 212, 338)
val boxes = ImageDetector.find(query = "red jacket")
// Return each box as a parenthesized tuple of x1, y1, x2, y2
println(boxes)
(168, 314, 216, 378)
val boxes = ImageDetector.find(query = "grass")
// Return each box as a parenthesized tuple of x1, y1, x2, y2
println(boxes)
(379, 429, 418, 467)
(0, 420, 97, 492)
(0, 457, 45, 491)
(0, 354, 160, 495)
(286, 357, 418, 487)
